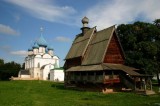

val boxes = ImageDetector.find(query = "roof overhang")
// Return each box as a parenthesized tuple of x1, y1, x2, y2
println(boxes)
(66, 64, 104, 72)
(66, 63, 143, 76)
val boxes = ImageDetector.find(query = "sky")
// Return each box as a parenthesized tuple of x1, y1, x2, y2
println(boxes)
(0, 0, 160, 66)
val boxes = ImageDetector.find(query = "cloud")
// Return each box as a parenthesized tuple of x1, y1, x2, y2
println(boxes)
(5, 0, 76, 24)
(0, 24, 20, 36)
(10, 50, 28, 57)
(85, 0, 160, 30)
(55, 36, 71, 42)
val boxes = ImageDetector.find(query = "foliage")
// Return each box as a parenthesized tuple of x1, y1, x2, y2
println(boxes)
(22, 62, 25, 70)
(0, 59, 21, 80)
(0, 81, 160, 106)
(117, 20, 160, 76)
(0, 59, 4, 66)
(154, 19, 160, 29)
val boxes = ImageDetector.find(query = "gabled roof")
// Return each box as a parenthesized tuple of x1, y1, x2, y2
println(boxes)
(82, 25, 115, 65)
(65, 27, 96, 59)
(65, 24, 125, 66)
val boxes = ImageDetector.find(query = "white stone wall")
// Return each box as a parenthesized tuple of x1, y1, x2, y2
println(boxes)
(34, 56, 57, 68)
(33, 48, 38, 55)
(33, 68, 40, 78)
(39, 47, 45, 53)
(20, 75, 31, 78)
(41, 64, 54, 80)
(50, 69, 64, 81)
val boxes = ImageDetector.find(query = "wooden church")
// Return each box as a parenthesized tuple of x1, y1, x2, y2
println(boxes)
(64, 17, 154, 94)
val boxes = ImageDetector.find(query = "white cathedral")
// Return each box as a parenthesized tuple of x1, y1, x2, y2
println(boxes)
(17, 29, 64, 81)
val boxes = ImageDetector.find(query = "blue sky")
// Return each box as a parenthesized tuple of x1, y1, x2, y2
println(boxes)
(0, 0, 160, 66)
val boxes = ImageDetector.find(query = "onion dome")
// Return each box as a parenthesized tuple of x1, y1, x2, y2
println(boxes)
(82, 16, 89, 24)
(48, 45, 54, 50)
(28, 47, 33, 51)
(37, 35, 48, 47)
(32, 42, 39, 49)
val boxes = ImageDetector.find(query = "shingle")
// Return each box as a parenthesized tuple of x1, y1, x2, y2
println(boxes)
(66, 64, 104, 72)
(66, 63, 140, 76)
(65, 27, 95, 59)
(82, 26, 115, 65)
(102, 63, 140, 76)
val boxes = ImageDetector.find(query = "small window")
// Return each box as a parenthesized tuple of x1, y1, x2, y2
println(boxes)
(38, 63, 40, 68)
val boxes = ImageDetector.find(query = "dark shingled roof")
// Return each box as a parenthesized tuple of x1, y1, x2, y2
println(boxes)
(66, 63, 140, 76)
(82, 26, 115, 65)
(66, 64, 104, 72)
(65, 25, 116, 65)
(102, 63, 140, 76)
(65, 27, 96, 59)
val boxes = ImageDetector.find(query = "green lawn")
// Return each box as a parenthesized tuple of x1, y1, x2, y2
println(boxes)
(0, 81, 160, 106)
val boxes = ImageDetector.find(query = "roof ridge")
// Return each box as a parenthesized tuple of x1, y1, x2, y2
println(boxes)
(97, 25, 115, 33)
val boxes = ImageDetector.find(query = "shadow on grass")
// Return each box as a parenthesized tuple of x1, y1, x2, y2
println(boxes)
(51, 83, 65, 89)
(51, 82, 88, 92)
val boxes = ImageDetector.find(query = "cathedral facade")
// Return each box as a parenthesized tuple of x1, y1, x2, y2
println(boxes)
(18, 30, 64, 81)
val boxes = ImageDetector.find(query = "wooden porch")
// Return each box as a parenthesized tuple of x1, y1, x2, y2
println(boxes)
(65, 70, 155, 95)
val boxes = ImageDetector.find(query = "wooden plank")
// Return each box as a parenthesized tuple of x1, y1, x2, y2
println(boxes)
(103, 33, 124, 64)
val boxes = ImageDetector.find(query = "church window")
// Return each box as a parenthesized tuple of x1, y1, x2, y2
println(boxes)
(38, 63, 40, 68)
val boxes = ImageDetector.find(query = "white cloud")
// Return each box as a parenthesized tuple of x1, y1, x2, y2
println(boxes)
(0, 24, 20, 36)
(55, 36, 71, 42)
(10, 50, 28, 57)
(85, 0, 160, 30)
(6, 0, 76, 24)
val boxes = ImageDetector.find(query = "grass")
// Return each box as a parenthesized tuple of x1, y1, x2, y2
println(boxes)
(0, 81, 160, 106)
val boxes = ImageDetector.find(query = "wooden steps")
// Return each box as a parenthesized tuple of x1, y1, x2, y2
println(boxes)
(135, 90, 156, 95)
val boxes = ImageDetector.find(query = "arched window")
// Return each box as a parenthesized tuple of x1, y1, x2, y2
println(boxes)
(38, 63, 40, 68)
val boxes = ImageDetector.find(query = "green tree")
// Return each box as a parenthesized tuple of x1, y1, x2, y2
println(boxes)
(0, 59, 4, 66)
(154, 19, 160, 29)
(153, 19, 160, 85)
(117, 20, 160, 85)
(0, 60, 21, 80)
(21, 63, 25, 69)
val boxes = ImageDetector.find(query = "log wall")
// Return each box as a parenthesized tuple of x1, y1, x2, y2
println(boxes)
(104, 32, 124, 64)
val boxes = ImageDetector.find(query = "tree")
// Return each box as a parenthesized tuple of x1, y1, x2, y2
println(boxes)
(153, 19, 160, 86)
(154, 19, 160, 29)
(0, 59, 21, 80)
(0, 59, 4, 66)
(117, 21, 160, 84)
(21, 63, 25, 69)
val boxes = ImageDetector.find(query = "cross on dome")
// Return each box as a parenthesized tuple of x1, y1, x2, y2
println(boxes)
(40, 27, 44, 36)
(36, 27, 48, 47)
(40, 27, 44, 32)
